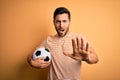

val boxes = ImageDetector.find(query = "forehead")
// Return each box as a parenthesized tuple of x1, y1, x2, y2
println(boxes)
(54, 13, 69, 20)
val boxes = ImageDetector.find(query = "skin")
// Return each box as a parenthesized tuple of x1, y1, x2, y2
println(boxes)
(54, 13, 70, 37)
(64, 37, 99, 64)
(54, 13, 98, 63)
(28, 13, 98, 68)
(27, 52, 50, 68)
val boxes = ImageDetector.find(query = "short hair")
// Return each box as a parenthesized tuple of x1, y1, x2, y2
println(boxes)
(53, 7, 71, 20)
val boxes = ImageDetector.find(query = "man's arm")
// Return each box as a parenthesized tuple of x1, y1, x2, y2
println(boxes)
(64, 37, 99, 64)
(27, 52, 51, 68)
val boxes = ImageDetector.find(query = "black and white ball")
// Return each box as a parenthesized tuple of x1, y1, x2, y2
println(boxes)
(33, 47, 51, 62)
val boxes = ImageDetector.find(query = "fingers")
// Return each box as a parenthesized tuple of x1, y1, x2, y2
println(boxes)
(81, 38, 85, 50)
(73, 37, 85, 50)
(34, 57, 47, 63)
(63, 52, 77, 60)
(72, 38, 77, 48)
(63, 52, 73, 57)
(40, 62, 51, 68)
(35, 57, 51, 65)
(76, 37, 81, 49)
(42, 61, 51, 64)
(72, 38, 77, 52)
(86, 42, 89, 52)
(63, 52, 83, 61)
(35, 57, 45, 61)
(72, 37, 89, 51)
(72, 37, 82, 52)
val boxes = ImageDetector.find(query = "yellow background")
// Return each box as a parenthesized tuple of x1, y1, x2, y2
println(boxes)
(0, 0, 120, 80)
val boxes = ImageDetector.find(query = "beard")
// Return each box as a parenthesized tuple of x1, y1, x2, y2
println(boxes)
(55, 26, 69, 37)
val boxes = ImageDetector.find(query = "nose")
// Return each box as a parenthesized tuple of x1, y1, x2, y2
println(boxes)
(60, 22, 63, 28)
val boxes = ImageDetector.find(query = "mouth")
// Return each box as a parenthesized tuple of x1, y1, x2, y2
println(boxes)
(59, 29, 64, 33)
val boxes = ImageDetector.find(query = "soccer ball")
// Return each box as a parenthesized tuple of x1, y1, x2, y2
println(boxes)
(33, 47, 51, 62)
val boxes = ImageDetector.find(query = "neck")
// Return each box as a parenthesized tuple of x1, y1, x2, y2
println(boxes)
(56, 32, 70, 38)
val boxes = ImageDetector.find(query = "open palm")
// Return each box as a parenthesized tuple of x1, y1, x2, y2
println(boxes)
(64, 37, 89, 61)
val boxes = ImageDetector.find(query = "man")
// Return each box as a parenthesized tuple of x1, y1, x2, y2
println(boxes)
(28, 7, 99, 80)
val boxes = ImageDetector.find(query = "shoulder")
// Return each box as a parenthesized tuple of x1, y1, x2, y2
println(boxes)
(46, 35, 55, 41)
(37, 35, 55, 49)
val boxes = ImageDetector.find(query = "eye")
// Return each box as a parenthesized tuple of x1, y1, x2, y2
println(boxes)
(55, 20, 60, 23)
(63, 20, 67, 23)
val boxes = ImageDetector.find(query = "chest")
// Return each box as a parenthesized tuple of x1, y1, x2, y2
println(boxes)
(46, 38, 73, 57)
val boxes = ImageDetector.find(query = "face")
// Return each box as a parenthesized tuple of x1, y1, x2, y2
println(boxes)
(54, 13, 70, 37)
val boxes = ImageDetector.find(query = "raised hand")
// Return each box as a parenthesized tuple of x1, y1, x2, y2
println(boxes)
(64, 37, 90, 61)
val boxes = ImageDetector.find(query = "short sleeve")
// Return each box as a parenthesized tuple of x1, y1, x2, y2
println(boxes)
(36, 39, 47, 49)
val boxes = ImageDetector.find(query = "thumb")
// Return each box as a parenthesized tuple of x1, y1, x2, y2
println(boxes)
(63, 52, 74, 57)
